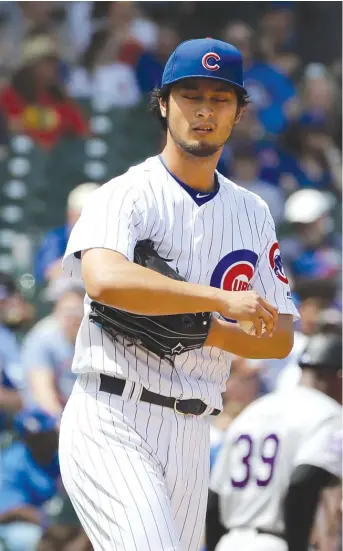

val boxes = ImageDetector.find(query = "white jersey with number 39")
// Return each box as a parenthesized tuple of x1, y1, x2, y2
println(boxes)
(210, 386, 342, 533)
(63, 155, 299, 411)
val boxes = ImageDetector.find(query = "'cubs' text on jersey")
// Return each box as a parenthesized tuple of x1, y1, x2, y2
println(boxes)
(63, 156, 299, 411)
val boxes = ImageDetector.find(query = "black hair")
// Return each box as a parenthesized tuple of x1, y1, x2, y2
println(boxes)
(149, 84, 250, 131)
(148, 86, 171, 131)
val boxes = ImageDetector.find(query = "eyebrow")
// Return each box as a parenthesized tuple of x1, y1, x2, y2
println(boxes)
(178, 80, 235, 93)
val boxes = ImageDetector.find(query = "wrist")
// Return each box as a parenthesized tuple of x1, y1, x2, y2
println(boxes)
(205, 316, 225, 348)
(206, 287, 225, 314)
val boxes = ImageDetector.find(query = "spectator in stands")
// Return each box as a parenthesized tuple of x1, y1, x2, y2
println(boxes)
(282, 188, 341, 285)
(230, 144, 285, 225)
(67, 27, 142, 109)
(35, 182, 99, 286)
(217, 103, 299, 190)
(0, 34, 89, 148)
(0, 407, 60, 551)
(135, 25, 180, 94)
(22, 285, 84, 417)
(281, 120, 342, 194)
(297, 63, 340, 133)
(67, 1, 159, 109)
(276, 300, 342, 391)
(0, 273, 26, 437)
(222, 20, 297, 135)
(0, 2, 74, 71)
(259, 2, 297, 55)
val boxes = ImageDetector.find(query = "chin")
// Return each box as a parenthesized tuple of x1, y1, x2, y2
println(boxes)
(179, 139, 221, 158)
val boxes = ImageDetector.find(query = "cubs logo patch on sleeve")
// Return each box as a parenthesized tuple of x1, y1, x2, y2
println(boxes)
(269, 242, 288, 284)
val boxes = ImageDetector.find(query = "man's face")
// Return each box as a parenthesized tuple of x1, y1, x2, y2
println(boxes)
(160, 78, 244, 158)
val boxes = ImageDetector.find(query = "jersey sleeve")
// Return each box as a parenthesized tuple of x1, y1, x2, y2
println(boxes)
(63, 178, 151, 280)
(250, 204, 300, 318)
(294, 417, 342, 478)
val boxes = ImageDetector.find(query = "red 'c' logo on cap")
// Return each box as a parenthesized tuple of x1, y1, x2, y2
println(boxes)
(202, 52, 220, 71)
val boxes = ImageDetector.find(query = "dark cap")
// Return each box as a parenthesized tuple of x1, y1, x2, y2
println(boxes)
(299, 333, 342, 373)
(161, 38, 247, 94)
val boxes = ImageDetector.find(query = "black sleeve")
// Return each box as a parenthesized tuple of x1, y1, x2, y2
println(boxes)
(284, 464, 340, 551)
(205, 489, 227, 551)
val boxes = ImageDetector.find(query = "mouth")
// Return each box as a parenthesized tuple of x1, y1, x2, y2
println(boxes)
(191, 123, 216, 136)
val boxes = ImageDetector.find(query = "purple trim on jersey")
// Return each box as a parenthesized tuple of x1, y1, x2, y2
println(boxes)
(158, 155, 220, 206)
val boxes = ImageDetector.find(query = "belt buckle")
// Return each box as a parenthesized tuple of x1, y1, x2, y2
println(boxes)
(174, 399, 190, 416)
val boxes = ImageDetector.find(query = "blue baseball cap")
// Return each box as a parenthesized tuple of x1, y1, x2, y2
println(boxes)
(14, 407, 58, 436)
(161, 38, 247, 94)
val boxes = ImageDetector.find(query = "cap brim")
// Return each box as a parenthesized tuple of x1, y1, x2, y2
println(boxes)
(162, 75, 247, 95)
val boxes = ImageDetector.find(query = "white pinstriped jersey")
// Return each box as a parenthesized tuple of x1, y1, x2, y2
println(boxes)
(63, 155, 299, 411)
(210, 386, 342, 532)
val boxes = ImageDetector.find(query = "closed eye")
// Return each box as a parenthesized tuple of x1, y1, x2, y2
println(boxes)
(182, 95, 202, 101)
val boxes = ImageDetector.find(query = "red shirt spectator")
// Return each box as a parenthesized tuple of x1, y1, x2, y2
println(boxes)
(0, 35, 89, 149)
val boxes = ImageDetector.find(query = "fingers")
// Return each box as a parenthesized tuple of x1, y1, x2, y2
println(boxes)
(259, 297, 278, 325)
(253, 317, 263, 338)
(255, 308, 274, 337)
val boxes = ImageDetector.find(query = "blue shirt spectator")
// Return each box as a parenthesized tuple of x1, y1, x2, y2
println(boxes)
(0, 408, 60, 551)
(35, 224, 69, 286)
(245, 62, 296, 135)
(21, 286, 84, 416)
(0, 324, 25, 432)
(34, 183, 99, 286)
(21, 316, 77, 412)
(135, 26, 180, 94)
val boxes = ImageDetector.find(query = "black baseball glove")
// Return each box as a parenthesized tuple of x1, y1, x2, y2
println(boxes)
(89, 240, 212, 361)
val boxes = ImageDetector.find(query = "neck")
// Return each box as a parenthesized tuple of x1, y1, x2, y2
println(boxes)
(161, 135, 222, 193)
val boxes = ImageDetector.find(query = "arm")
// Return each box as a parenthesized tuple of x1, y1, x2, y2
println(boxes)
(0, 506, 40, 525)
(28, 369, 62, 416)
(205, 489, 227, 551)
(82, 248, 277, 333)
(0, 386, 22, 414)
(206, 314, 294, 359)
(284, 464, 339, 551)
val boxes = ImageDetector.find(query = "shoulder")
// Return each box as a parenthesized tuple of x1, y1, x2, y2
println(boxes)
(89, 157, 161, 200)
(295, 387, 341, 419)
(228, 393, 276, 430)
(218, 172, 271, 218)
(87, 156, 164, 212)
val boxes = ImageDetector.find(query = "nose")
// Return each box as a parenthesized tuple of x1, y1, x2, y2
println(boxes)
(196, 104, 214, 119)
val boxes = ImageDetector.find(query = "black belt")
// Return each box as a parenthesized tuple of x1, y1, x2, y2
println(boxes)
(99, 374, 220, 417)
(228, 528, 285, 540)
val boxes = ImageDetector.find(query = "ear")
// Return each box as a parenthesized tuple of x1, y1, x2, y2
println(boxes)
(234, 105, 246, 125)
(159, 98, 167, 119)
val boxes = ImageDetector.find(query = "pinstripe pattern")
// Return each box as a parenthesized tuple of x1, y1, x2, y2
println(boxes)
(62, 155, 299, 412)
(59, 373, 210, 551)
(60, 155, 299, 550)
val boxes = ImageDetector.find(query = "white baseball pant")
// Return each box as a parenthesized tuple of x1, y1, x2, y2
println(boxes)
(215, 529, 287, 551)
(59, 373, 211, 551)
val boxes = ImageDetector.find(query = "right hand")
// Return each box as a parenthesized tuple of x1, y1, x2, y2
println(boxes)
(217, 290, 278, 338)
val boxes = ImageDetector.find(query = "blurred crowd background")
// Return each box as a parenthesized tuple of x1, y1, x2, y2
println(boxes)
(0, 2, 341, 551)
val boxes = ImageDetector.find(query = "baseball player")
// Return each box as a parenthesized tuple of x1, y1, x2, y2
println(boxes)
(59, 38, 299, 551)
(207, 329, 342, 551)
